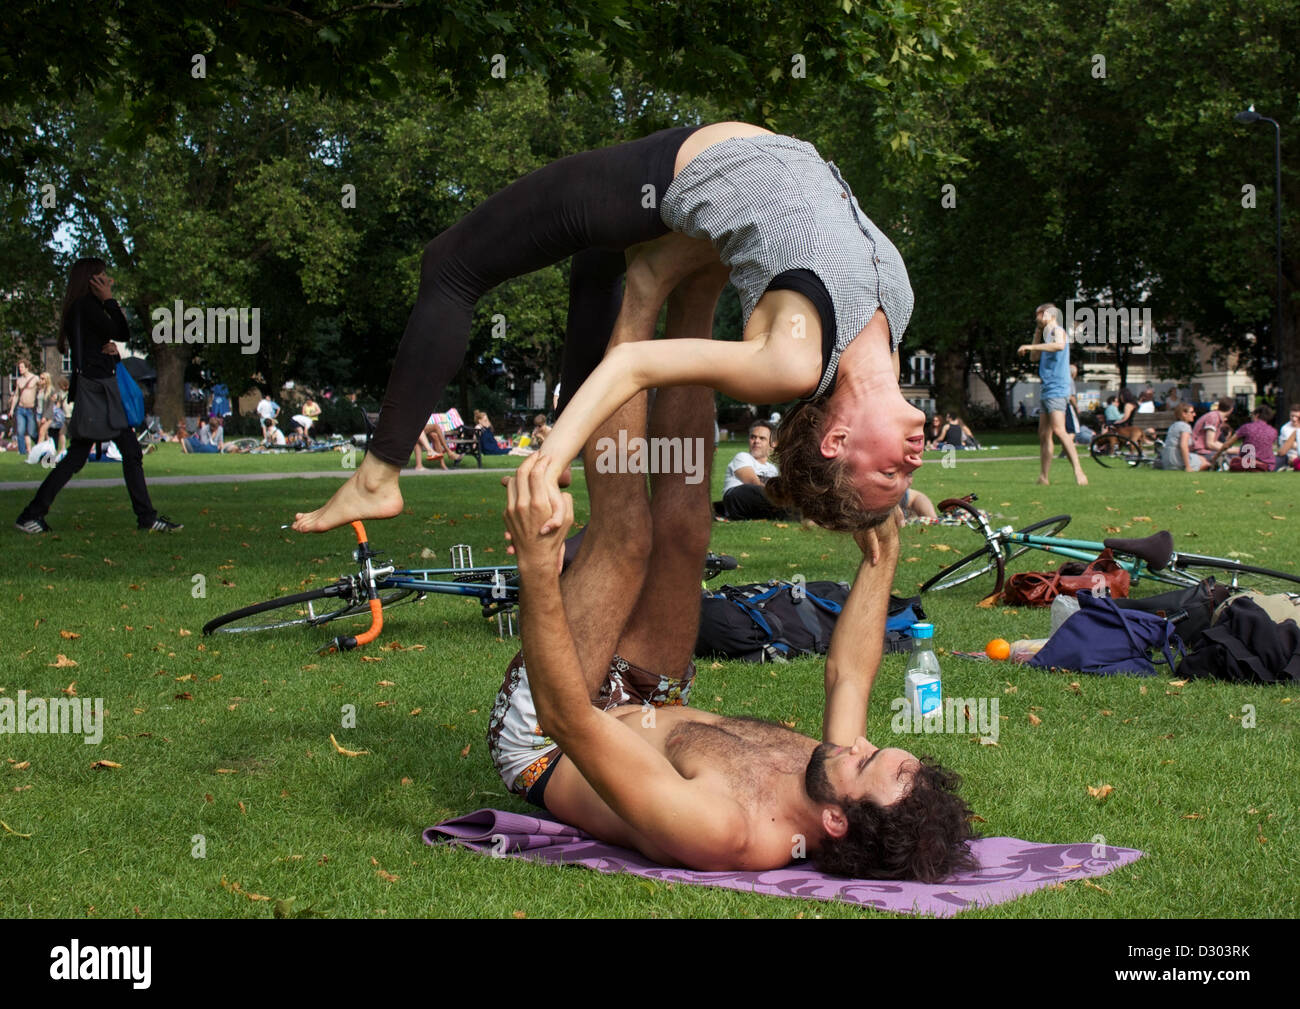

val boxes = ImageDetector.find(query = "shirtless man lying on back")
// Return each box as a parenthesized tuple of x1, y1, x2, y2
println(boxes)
(490, 368, 976, 879)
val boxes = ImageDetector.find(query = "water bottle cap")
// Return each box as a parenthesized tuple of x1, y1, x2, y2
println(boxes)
(911, 622, 934, 639)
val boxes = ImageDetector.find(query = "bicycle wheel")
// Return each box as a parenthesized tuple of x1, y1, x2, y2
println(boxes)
(920, 499, 1004, 594)
(1091, 434, 1143, 468)
(1005, 514, 1072, 564)
(203, 583, 417, 635)
(1161, 554, 1300, 596)
(203, 583, 357, 634)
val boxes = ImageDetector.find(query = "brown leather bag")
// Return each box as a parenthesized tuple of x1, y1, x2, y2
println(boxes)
(1001, 549, 1131, 606)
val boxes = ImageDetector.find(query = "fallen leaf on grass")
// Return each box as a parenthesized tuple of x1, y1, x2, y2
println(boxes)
(360, 656, 383, 663)
(301, 664, 319, 671)
(215, 768, 238, 774)
(49, 654, 77, 668)
(409, 708, 422, 716)
(61, 683, 77, 696)
(376, 869, 399, 883)
(1168, 679, 1188, 687)
(238, 801, 247, 815)
(377, 680, 396, 687)
(175, 673, 195, 682)
(1087, 784, 1114, 800)
(459, 743, 471, 758)
(1131, 516, 1152, 523)
(1028, 712, 1042, 726)
(11, 761, 31, 771)
(1270, 515, 1286, 521)
(329, 734, 368, 757)
(59, 630, 81, 639)
(512, 910, 527, 919)
(1182, 813, 1203, 820)
(1046, 882, 1065, 891)
(13, 785, 31, 792)
(1065, 682, 1081, 694)
(90, 760, 122, 770)
(174, 692, 192, 701)
(1083, 880, 1110, 894)
(400, 777, 413, 786)
(1, 821, 32, 837)
(220, 877, 270, 901)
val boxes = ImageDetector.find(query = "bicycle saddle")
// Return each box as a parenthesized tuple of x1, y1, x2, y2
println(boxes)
(1102, 530, 1174, 571)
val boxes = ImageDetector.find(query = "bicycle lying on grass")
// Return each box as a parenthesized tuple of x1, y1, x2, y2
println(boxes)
(202, 520, 738, 653)
(920, 495, 1300, 596)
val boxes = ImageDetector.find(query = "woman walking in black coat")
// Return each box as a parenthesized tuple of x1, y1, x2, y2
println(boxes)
(15, 257, 180, 534)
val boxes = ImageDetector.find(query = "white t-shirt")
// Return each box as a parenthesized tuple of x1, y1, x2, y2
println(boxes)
(1280, 421, 1298, 460)
(256, 399, 279, 421)
(723, 451, 778, 494)
(264, 426, 286, 446)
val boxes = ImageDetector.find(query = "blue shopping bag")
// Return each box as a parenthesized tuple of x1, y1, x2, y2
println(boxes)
(116, 363, 145, 427)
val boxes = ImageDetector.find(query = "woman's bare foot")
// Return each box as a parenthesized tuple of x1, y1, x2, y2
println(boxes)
(1074, 470, 1089, 486)
(293, 455, 403, 533)
(1037, 475, 1050, 486)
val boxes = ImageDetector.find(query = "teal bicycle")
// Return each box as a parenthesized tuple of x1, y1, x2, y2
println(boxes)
(920, 495, 1300, 596)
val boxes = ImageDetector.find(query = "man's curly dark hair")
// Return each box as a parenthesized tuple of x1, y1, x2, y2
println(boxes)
(806, 746, 979, 883)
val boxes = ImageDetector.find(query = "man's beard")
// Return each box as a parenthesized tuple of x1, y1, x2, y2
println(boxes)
(804, 741, 841, 804)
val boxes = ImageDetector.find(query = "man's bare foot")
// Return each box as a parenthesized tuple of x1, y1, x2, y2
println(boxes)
(1037, 475, 1051, 486)
(292, 456, 403, 533)
(1074, 471, 1089, 486)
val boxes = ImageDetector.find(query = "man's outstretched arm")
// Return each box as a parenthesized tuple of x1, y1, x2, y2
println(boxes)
(506, 456, 747, 868)
(822, 513, 902, 745)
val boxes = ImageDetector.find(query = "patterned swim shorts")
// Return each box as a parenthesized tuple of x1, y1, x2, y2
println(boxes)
(486, 651, 695, 803)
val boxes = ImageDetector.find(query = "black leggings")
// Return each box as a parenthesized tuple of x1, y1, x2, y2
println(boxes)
(370, 125, 703, 465)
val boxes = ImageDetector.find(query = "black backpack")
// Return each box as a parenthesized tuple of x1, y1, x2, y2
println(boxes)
(695, 580, 926, 663)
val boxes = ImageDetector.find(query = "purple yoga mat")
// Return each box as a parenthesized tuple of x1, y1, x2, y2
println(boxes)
(424, 808, 1143, 916)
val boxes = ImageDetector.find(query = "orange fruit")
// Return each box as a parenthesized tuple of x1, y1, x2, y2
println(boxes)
(985, 638, 1011, 661)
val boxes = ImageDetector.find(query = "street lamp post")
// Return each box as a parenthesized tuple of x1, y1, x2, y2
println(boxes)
(1234, 105, 1285, 409)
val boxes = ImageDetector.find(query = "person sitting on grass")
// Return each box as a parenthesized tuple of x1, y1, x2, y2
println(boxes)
(1155, 402, 1209, 471)
(1214, 405, 1277, 472)
(262, 416, 286, 448)
(720, 420, 794, 521)
(1191, 397, 1235, 464)
(938, 411, 977, 449)
(491, 402, 976, 879)
(900, 486, 937, 521)
(181, 415, 224, 454)
(1278, 403, 1300, 471)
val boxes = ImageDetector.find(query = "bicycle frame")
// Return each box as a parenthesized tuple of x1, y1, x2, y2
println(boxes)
(996, 529, 1169, 585)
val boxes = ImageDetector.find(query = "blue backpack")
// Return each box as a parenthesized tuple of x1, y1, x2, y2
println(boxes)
(695, 581, 925, 663)
(116, 364, 145, 427)
(1029, 590, 1184, 676)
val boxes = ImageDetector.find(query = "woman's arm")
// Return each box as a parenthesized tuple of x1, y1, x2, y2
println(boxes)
(538, 336, 814, 473)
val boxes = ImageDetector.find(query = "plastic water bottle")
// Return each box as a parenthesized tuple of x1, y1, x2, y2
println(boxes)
(1050, 594, 1081, 633)
(904, 623, 942, 722)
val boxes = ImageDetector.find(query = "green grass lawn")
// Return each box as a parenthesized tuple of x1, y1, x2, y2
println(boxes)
(1, 441, 1297, 918)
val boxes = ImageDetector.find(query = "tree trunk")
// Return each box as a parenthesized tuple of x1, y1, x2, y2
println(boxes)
(935, 341, 967, 416)
(153, 342, 190, 428)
